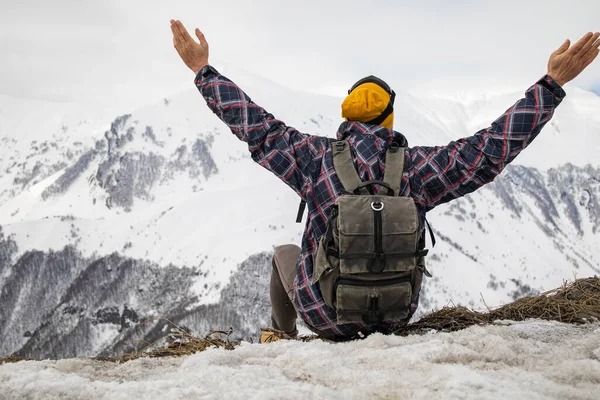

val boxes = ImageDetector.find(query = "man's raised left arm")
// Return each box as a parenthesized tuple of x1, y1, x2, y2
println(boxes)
(408, 32, 600, 211)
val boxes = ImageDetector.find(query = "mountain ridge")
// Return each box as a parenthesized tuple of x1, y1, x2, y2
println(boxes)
(1, 70, 599, 357)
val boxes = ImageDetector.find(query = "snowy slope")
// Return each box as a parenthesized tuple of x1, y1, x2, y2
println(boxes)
(1, 69, 600, 357)
(0, 320, 599, 400)
(423, 164, 600, 312)
(0, 79, 344, 299)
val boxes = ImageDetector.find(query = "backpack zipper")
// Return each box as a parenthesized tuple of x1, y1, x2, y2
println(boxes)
(336, 276, 412, 288)
(370, 202, 384, 273)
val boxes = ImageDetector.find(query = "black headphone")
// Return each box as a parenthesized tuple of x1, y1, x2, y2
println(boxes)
(348, 75, 396, 126)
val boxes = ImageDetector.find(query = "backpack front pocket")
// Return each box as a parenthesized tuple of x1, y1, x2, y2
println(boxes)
(337, 195, 420, 275)
(335, 277, 412, 324)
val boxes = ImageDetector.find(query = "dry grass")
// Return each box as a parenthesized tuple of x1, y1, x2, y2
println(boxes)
(94, 323, 240, 363)
(394, 276, 600, 335)
(489, 276, 600, 323)
(2, 277, 599, 363)
(0, 355, 32, 365)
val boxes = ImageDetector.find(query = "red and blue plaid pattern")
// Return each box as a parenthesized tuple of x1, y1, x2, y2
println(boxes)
(196, 66, 565, 339)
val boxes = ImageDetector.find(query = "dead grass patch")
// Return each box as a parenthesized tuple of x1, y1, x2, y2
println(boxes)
(2, 277, 598, 363)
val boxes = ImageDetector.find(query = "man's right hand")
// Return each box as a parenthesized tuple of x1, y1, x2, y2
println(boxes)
(547, 32, 600, 87)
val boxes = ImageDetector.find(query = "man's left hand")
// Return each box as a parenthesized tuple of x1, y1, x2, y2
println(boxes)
(547, 32, 600, 87)
(170, 19, 209, 75)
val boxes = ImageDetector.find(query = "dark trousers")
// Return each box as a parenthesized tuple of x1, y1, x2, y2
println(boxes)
(270, 244, 301, 336)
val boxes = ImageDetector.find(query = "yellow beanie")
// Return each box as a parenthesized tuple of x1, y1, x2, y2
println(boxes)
(341, 82, 394, 129)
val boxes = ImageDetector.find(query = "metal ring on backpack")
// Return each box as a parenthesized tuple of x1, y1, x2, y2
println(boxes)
(371, 201, 384, 211)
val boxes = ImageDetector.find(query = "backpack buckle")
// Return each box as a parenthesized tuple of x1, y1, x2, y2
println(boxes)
(335, 141, 345, 151)
(368, 257, 385, 273)
(389, 142, 399, 153)
(371, 201, 384, 211)
(362, 295, 384, 325)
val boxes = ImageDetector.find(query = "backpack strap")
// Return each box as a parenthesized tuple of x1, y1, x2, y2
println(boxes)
(296, 200, 307, 223)
(425, 217, 436, 247)
(379, 142, 405, 196)
(332, 141, 367, 194)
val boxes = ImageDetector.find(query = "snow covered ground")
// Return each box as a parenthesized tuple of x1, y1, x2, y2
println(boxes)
(1, 320, 599, 400)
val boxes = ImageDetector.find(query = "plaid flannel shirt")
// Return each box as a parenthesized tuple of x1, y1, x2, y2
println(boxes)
(195, 65, 566, 339)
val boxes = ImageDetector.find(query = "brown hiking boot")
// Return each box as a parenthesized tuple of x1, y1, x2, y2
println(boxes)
(259, 328, 296, 344)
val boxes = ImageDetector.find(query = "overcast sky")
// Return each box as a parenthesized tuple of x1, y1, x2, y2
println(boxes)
(1, 0, 599, 114)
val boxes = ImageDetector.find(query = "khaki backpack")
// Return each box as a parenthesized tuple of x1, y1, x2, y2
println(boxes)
(311, 140, 432, 325)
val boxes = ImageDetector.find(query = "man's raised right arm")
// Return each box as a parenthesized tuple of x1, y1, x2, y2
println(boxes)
(169, 19, 327, 197)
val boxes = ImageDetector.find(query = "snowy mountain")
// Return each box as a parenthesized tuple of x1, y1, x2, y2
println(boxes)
(1, 70, 599, 358)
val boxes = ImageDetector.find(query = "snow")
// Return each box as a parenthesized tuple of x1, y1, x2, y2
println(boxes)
(0, 320, 598, 399)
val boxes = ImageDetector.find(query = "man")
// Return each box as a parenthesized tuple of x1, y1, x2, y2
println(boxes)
(170, 19, 600, 341)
